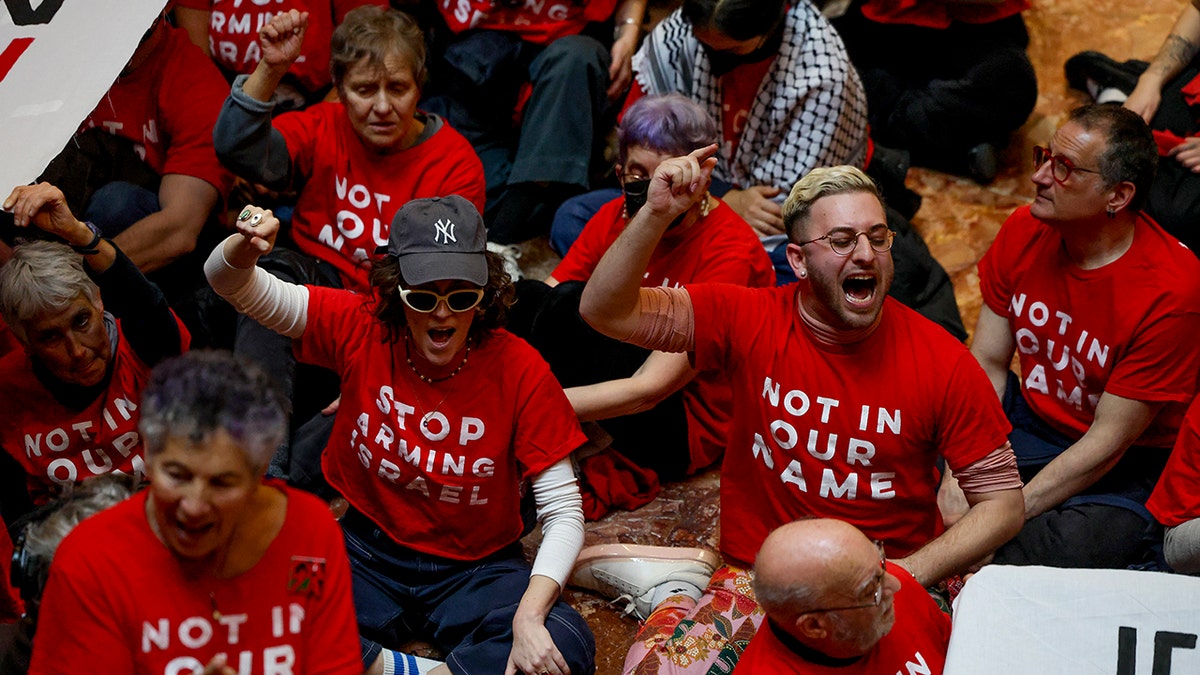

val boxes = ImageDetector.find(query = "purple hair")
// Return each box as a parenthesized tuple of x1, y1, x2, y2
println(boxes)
(617, 94, 720, 166)
(139, 351, 288, 470)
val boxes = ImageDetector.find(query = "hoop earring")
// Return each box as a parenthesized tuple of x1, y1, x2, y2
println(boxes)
(700, 192, 712, 218)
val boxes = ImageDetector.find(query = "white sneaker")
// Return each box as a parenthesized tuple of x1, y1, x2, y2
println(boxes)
(486, 241, 523, 281)
(570, 544, 720, 620)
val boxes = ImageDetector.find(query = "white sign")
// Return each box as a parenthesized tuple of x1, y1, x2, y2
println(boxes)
(947, 565, 1200, 675)
(1, 0, 168, 192)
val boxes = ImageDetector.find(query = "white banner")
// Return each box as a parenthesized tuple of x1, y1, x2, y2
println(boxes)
(947, 565, 1200, 675)
(0, 0, 168, 192)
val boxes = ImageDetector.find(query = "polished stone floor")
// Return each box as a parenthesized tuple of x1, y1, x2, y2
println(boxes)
(514, 1, 1183, 671)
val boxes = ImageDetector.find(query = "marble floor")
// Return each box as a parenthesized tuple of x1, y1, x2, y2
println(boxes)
(513, 1, 1184, 672)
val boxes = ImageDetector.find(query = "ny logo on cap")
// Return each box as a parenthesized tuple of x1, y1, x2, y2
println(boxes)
(434, 218, 457, 245)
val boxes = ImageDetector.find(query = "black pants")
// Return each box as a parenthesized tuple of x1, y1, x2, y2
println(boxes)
(422, 25, 611, 243)
(992, 373, 1164, 568)
(833, 9, 1037, 171)
(511, 280, 692, 481)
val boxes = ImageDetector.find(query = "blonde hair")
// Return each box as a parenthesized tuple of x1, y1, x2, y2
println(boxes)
(782, 166, 883, 242)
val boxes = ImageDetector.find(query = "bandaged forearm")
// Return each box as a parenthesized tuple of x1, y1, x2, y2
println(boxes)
(529, 458, 585, 588)
(204, 237, 308, 338)
(624, 286, 695, 353)
(956, 442, 1023, 494)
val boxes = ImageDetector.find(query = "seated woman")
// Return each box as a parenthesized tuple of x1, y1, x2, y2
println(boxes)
(28, 350, 361, 674)
(173, 0, 388, 109)
(205, 197, 594, 674)
(212, 7, 486, 481)
(0, 183, 187, 513)
(515, 94, 773, 484)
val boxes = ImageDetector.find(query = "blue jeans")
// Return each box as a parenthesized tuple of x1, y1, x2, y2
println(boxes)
(341, 509, 596, 674)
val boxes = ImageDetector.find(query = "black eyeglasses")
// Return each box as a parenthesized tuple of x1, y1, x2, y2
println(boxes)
(799, 540, 887, 615)
(1033, 145, 1102, 185)
(398, 284, 483, 313)
(796, 227, 894, 256)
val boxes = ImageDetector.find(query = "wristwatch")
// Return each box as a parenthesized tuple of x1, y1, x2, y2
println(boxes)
(71, 220, 103, 255)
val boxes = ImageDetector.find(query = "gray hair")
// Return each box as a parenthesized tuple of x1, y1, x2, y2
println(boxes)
(782, 166, 884, 243)
(0, 240, 100, 342)
(139, 351, 288, 472)
(23, 474, 137, 562)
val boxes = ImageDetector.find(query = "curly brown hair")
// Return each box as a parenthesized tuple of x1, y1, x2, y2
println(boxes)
(368, 251, 516, 345)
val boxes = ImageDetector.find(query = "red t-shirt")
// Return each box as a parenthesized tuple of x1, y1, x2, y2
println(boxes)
(295, 287, 586, 560)
(553, 197, 773, 471)
(29, 485, 361, 675)
(172, 0, 387, 93)
(860, 0, 1028, 29)
(274, 107, 486, 292)
(978, 206, 1200, 447)
(80, 26, 234, 198)
(436, 0, 617, 44)
(690, 285, 1010, 566)
(1148, 396, 1200, 526)
(721, 57, 775, 161)
(736, 563, 950, 674)
(0, 317, 189, 505)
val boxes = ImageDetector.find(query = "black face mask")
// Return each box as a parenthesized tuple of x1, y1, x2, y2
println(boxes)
(623, 177, 692, 229)
(701, 26, 785, 78)
(622, 177, 651, 218)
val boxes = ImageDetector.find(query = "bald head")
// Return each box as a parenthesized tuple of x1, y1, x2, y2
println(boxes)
(755, 519, 874, 618)
(753, 519, 896, 658)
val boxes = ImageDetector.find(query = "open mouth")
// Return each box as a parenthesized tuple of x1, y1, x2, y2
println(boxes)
(843, 274, 877, 306)
(174, 521, 214, 543)
(427, 327, 455, 348)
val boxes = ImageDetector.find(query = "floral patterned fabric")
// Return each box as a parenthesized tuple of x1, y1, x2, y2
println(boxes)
(624, 565, 765, 674)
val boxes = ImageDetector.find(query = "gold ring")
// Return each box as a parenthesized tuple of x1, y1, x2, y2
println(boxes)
(238, 208, 252, 221)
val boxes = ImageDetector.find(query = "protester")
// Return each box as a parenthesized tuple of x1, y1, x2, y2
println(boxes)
(0, 183, 188, 511)
(212, 7, 486, 480)
(28, 350, 361, 674)
(573, 149, 1022, 672)
(737, 519, 951, 674)
(205, 197, 595, 674)
(965, 104, 1200, 568)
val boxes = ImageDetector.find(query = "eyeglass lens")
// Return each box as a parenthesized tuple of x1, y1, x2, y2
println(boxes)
(403, 290, 481, 313)
(829, 229, 893, 255)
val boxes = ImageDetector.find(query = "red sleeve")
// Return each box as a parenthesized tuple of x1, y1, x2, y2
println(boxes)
(976, 209, 1028, 317)
(1148, 397, 1200, 526)
(550, 198, 623, 283)
(294, 286, 370, 376)
(28, 530, 134, 674)
(332, 0, 388, 23)
(158, 30, 235, 197)
(295, 492, 363, 675)
(274, 106, 325, 182)
(511, 342, 587, 478)
(938, 351, 1014, 471)
(687, 283, 760, 375)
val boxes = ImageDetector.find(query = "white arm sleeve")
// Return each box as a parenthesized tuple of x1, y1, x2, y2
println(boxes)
(529, 457, 585, 588)
(203, 236, 309, 339)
